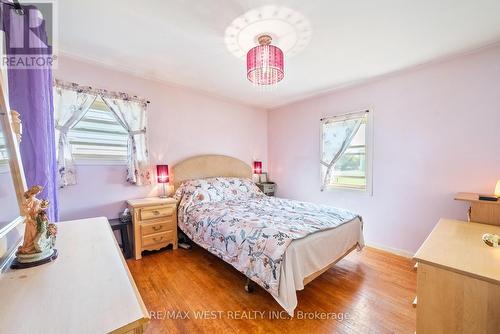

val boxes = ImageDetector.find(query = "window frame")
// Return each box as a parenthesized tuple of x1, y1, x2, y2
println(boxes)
(320, 109, 374, 195)
(0, 131, 8, 172)
(66, 98, 129, 166)
(0, 35, 9, 174)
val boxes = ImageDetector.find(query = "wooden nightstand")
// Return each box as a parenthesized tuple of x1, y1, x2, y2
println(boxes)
(127, 197, 178, 260)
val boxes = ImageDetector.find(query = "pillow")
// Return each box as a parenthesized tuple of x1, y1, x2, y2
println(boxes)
(216, 177, 262, 201)
(174, 177, 262, 208)
(174, 178, 224, 207)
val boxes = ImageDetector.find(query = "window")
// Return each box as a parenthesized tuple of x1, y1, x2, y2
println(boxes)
(0, 129, 8, 165)
(321, 110, 372, 192)
(67, 97, 128, 162)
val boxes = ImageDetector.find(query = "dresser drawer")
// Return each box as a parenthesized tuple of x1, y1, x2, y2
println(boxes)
(140, 205, 175, 221)
(141, 220, 176, 236)
(142, 231, 175, 248)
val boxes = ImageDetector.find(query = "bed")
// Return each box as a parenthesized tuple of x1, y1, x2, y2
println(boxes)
(172, 155, 364, 316)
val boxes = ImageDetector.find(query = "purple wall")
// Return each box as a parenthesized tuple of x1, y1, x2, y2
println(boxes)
(53, 44, 500, 255)
(54, 56, 268, 220)
(268, 44, 500, 255)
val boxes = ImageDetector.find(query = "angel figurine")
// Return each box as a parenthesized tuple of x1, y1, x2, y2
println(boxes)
(11, 185, 58, 269)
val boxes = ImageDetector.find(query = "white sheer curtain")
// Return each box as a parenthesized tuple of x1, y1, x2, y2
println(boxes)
(53, 87, 97, 187)
(320, 113, 364, 190)
(102, 97, 152, 186)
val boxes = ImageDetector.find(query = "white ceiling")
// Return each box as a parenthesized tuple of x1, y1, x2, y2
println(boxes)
(59, 0, 500, 109)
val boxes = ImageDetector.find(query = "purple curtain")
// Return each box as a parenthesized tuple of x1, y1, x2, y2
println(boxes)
(2, 4, 59, 221)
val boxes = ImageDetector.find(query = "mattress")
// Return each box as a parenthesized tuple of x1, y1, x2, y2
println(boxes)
(276, 217, 364, 315)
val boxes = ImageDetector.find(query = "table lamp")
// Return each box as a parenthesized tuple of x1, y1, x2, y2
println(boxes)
(495, 180, 500, 198)
(157, 164, 169, 198)
(253, 161, 262, 174)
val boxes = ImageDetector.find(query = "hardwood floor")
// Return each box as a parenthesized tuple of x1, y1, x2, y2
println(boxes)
(127, 245, 416, 334)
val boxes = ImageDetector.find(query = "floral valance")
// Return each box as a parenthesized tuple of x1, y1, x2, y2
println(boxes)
(54, 79, 149, 109)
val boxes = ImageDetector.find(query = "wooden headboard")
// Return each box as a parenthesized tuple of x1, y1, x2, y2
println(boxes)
(172, 154, 252, 189)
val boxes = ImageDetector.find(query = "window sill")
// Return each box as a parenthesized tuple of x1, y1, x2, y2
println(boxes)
(74, 159, 127, 166)
(326, 185, 366, 191)
(0, 163, 10, 174)
(324, 184, 373, 196)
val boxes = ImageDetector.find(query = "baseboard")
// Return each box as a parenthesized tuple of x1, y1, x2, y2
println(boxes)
(365, 242, 415, 258)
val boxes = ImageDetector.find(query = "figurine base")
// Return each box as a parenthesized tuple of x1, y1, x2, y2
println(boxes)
(10, 249, 58, 269)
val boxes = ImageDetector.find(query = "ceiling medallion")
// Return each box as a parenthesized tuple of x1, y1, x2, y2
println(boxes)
(225, 5, 312, 86)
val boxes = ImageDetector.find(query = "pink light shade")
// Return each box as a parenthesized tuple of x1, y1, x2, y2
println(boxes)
(247, 36, 284, 85)
(156, 165, 169, 183)
(253, 161, 263, 174)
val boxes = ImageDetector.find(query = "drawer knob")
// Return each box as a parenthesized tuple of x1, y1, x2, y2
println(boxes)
(153, 236, 164, 242)
(152, 210, 160, 215)
(153, 225, 162, 231)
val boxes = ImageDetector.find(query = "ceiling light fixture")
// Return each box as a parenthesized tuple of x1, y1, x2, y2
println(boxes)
(247, 35, 284, 86)
(225, 5, 311, 87)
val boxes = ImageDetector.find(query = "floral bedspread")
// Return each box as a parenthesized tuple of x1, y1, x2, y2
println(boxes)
(175, 177, 361, 297)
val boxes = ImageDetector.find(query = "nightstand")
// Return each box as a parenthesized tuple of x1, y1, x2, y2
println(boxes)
(257, 182, 276, 196)
(127, 197, 178, 260)
(108, 218, 132, 259)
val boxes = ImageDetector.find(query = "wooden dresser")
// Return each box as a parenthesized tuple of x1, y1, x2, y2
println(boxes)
(0, 217, 149, 334)
(127, 197, 178, 260)
(414, 219, 500, 333)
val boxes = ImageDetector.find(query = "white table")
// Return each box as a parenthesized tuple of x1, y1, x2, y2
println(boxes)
(0, 217, 149, 334)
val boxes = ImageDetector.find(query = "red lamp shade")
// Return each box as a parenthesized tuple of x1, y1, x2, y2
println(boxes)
(156, 165, 169, 183)
(253, 161, 262, 174)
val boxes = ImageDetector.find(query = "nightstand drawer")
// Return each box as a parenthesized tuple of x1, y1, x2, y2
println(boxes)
(140, 205, 175, 220)
(142, 231, 175, 248)
(262, 184, 275, 192)
(257, 182, 276, 196)
(141, 220, 176, 236)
